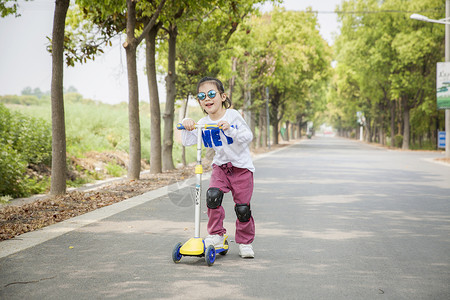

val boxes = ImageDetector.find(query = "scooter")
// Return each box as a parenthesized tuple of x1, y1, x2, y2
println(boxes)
(172, 123, 229, 266)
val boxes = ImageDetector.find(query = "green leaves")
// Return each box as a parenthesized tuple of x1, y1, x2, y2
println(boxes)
(0, 0, 31, 18)
(56, 2, 128, 67)
(331, 0, 444, 143)
(0, 104, 52, 197)
(223, 7, 331, 122)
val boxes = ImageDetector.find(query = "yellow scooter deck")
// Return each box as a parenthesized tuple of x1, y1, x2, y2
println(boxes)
(179, 236, 229, 256)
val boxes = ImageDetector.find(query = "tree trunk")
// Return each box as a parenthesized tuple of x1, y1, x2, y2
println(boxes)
(257, 111, 263, 148)
(291, 122, 295, 139)
(390, 99, 395, 147)
(285, 121, 290, 141)
(181, 95, 189, 166)
(229, 57, 237, 102)
(402, 96, 410, 150)
(124, 0, 141, 180)
(290, 121, 294, 139)
(270, 91, 282, 145)
(243, 60, 252, 135)
(251, 114, 256, 149)
(379, 126, 384, 145)
(50, 0, 69, 195)
(297, 115, 302, 139)
(162, 23, 177, 171)
(380, 128, 386, 146)
(263, 109, 268, 147)
(363, 120, 368, 141)
(273, 120, 279, 145)
(397, 98, 403, 136)
(145, 24, 162, 174)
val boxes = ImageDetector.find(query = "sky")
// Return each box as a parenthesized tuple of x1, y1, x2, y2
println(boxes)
(0, 0, 343, 105)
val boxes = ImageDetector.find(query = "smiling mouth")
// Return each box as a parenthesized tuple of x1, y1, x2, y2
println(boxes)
(205, 102, 214, 108)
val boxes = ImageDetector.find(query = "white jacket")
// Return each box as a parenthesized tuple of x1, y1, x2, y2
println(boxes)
(181, 109, 255, 172)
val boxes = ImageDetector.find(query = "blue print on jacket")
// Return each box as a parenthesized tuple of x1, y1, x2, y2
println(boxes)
(202, 128, 234, 148)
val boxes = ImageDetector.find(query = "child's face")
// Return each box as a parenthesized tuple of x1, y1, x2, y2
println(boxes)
(197, 81, 227, 118)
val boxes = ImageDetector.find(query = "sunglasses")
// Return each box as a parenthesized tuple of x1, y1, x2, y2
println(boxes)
(197, 90, 218, 101)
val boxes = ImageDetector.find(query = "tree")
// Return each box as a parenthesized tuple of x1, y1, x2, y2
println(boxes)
(124, 0, 166, 179)
(50, 0, 70, 195)
(223, 8, 330, 145)
(157, 0, 277, 169)
(123, 0, 142, 179)
(71, 0, 167, 178)
(172, 2, 232, 164)
(334, 0, 392, 142)
(160, 0, 185, 171)
(389, 0, 443, 149)
(145, 22, 163, 174)
(332, 0, 443, 149)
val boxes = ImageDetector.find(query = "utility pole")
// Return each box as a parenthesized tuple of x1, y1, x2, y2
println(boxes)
(446, 0, 450, 157)
(266, 87, 271, 149)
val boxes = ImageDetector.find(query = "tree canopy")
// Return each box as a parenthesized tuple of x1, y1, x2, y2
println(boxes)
(2, 0, 447, 197)
(330, 0, 444, 148)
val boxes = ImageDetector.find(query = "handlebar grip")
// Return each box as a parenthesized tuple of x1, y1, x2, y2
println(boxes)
(176, 123, 185, 130)
(204, 124, 220, 129)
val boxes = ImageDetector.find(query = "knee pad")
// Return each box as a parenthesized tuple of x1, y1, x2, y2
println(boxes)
(206, 188, 223, 209)
(235, 203, 251, 222)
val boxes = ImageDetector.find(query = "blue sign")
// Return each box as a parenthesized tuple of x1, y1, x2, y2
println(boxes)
(438, 131, 446, 148)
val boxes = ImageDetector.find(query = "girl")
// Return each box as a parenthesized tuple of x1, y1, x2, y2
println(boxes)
(181, 76, 255, 258)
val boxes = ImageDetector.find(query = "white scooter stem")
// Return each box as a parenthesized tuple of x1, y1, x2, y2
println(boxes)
(194, 125, 202, 238)
(176, 123, 221, 239)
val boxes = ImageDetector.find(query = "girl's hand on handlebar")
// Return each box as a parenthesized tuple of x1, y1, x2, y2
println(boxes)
(182, 118, 196, 131)
(217, 120, 230, 131)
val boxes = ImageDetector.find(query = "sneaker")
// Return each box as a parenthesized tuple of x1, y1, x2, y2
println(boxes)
(239, 244, 254, 258)
(204, 234, 224, 248)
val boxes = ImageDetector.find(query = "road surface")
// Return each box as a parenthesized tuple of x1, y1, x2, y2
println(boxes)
(1, 137, 449, 299)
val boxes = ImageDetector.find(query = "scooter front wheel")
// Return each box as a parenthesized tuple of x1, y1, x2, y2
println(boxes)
(205, 245, 216, 266)
(172, 242, 183, 263)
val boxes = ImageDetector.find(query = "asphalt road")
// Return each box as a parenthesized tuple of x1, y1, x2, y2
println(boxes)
(1, 136, 449, 299)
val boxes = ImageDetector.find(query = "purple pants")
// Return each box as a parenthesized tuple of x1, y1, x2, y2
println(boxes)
(207, 163, 255, 244)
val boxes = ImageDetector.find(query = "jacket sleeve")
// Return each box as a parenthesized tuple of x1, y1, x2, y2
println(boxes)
(222, 111, 253, 144)
(181, 129, 198, 147)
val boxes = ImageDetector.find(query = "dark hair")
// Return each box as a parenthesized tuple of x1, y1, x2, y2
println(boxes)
(197, 76, 232, 113)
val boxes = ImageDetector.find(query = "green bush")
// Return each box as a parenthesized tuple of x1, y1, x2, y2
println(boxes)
(1, 98, 204, 198)
(105, 162, 126, 177)
(0, 143, 28, 197)
(394, 134, 403, 148)
(410, 140, 435, 151)
(27, 176, 51, 195)
(0, 103, 52, 197)
(0, 94, 41, 106)
(0, 195, 13, 205)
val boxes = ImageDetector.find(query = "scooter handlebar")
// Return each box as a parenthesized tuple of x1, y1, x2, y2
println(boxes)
(176, 123, 221, 130)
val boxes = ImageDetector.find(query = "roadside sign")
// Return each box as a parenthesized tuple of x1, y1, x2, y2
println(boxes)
(438, 131, 446, 149)
(437, 62, 450, 109)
